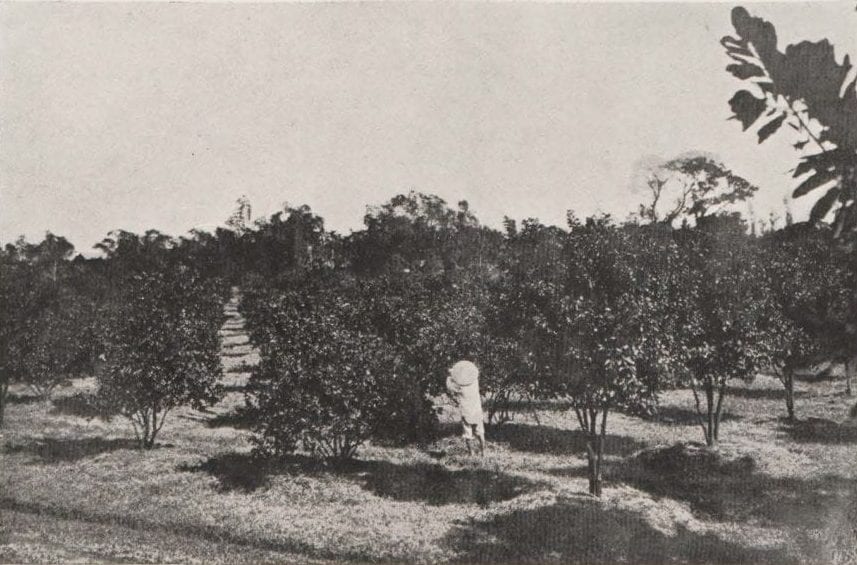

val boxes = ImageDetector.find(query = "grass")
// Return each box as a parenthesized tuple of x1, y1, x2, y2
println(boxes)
(2, 302, 855, 563)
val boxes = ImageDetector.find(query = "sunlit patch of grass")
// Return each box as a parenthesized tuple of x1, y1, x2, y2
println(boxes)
(2, 370, 856, 563)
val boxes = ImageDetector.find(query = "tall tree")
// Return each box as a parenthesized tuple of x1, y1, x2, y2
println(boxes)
(225, 195, 253, 234)
(635, 154, 758, 227)
(346, 191, 496, 279)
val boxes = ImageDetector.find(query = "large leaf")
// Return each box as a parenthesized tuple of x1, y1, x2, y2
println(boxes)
(727, 7, 857, 151)
(728, 90, 767, 131)
(793, 149, 853, 179)
(758, 113, 787, 143)
(809, 187, 841, 223)
(726, 62, 765, 80)
(792, 170, 839, 198)
(730, 6, 780, 62)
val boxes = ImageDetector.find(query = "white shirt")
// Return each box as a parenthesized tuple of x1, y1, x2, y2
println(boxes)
(446, 376, 483, 424)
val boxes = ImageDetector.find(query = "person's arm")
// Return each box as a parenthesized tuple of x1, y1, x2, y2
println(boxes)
(446, 376, 460, 405)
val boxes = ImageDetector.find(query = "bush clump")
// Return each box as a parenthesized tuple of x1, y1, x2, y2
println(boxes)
(245, 283, 429, 460)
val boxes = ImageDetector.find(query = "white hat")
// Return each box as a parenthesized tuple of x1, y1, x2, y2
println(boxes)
(449, 360, 479, 386)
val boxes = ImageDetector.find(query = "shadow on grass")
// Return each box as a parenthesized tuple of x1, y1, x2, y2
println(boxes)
(6, 393, 42, 405)
(444, 496, 798, 564)
(498, 398, 572, 413)
(180, 452, 540, 505)
(779, 417, 857, 444)
(3, 437, 142, 463)
(178, 453, 272, 492)
(225, 363, 257, 374)
(50, 393, 103, 420)
(489, 423, 646, 457)
(206, 406, 256, 430)
(725, 386, 806, 402)
(635, 405, 742, 426)
(360, 460, 536, 506)
(612, 442, 857, 530)
(222, 349, 253, 358)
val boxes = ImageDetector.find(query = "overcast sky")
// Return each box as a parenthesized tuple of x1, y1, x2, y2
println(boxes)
(2, 1, 856, 252)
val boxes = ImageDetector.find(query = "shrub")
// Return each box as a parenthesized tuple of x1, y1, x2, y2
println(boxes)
(97, 266, 224, 448)
(246, 287, 407, 460)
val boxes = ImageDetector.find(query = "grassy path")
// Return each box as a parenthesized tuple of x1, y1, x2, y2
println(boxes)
(217, 287, 259, 392)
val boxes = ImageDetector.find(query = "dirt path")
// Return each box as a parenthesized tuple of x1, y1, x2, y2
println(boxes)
(218, 287, 259, 390)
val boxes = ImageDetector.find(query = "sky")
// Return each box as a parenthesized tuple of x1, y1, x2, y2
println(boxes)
(2, 1, 856, 254)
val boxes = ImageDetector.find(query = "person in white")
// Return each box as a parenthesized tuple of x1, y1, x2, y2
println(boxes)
(446, 360, 485, 456)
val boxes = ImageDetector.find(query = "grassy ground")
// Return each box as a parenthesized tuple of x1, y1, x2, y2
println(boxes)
(1, 296, 856, 564)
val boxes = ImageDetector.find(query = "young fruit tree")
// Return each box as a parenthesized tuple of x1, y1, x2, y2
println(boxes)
(245, 284, 405, 460)
(672, 215, 769, 446)
(757, 225, 842, 420)
(521, 216, 677, 496)
(0, 239, 99, 408)
(97, 266, 224, 449)
(16, 292, 98, 401)
(470, 282, 539, 426)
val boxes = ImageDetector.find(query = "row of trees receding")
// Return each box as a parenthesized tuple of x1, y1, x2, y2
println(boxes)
(230, 187, 856, 497)
(0, 232, 229, 448)
(2, 180, 856, 493)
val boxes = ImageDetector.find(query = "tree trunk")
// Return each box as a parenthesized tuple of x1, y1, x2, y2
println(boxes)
(133, 408, 157, 450)
(712, 383, 726, 444)
(145, 409, 158, 449)
(142, 405, 164, 449)
(784, 368, 795, 421)
(706, 382, 716, 447)
(691, 377, 719, 447)
(585, 409, 607, 497)
(846, 359, 853, 397)
(0, 380, 7, 427)
(585, 436, 601, 497)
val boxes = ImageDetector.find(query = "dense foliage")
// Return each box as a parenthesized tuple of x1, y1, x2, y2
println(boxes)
(97, 266, 227, 448)
(242, 282, 410, 459)
(670, 215, 772, 446)
(1, 237, 102, 415)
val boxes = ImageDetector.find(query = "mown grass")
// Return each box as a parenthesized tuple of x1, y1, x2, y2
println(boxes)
(2, 306, 855, 564)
